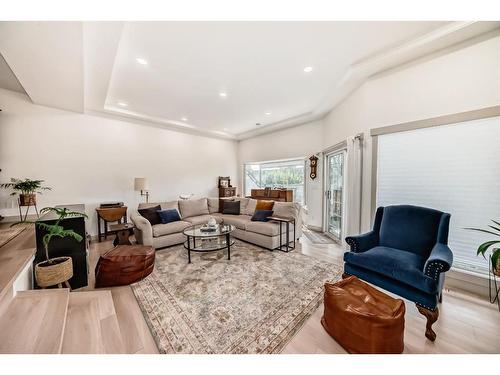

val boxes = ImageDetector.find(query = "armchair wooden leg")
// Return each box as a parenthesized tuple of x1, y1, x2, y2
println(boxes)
(416, 305, 439, 341)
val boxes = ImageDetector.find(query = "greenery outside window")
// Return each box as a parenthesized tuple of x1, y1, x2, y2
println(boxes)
(244, 159, 305, 205)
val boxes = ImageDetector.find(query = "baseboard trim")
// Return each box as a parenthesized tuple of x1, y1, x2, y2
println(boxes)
(445, 267, 489, 299)
(305, 225, 323, 232)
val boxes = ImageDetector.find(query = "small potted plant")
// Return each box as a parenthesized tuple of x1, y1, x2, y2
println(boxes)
(14, 207, 87, 288)
(466, 219, 500, 276)
(0, 178, 51, 206)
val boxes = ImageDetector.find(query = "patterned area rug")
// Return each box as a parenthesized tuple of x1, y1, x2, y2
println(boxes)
(132, 240, 342, 354)
(0, 226, 26, 248)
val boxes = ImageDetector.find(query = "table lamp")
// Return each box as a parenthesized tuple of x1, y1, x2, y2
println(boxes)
(134, 177, 150, 203)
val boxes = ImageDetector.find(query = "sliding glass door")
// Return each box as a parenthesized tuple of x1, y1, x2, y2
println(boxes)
(325, 150, 346, 241)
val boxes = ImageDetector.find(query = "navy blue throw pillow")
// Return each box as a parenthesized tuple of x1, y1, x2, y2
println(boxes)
(251, 209, 274, 222)
(157, 209, 181, 224)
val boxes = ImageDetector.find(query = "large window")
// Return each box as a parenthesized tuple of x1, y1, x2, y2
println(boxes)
(377, 116, 500, 275)
(244, 159, 305, 205)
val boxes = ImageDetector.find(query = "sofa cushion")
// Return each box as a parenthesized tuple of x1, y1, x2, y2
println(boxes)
(256, 200, 274, 211)
(245, 221, 281, 236)
(221, 214, 251, 229)
(138, 205, 162, 225)
(207, 198, 219, 214)
(183, 215, 224, 226)
(244, 198, 258, 216)
(251, 209, 274, 222)
(157, 209, 181, 224)
(273, 201, 299, 219)
(178, 198, 209, 218)
(222, 201, 240, 215)
(343, 246, 438, 294)
(152, 220, 192, 237)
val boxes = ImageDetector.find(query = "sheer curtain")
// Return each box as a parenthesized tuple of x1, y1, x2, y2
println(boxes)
(344, 134, 363, 239)
(377, 116, 500, 274)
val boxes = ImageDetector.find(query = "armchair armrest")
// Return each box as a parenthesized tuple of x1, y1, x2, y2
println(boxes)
(345, 231, 378, 253)
(131, 214, 153, 247)
(424, 243, 453, 280)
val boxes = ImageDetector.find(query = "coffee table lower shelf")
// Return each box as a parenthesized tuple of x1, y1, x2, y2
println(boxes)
(183, 237, 234, 263)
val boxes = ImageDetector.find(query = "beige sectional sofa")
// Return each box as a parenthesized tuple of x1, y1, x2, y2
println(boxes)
(131, 197, 302, 250)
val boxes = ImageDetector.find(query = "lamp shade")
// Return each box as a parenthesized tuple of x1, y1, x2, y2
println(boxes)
(134, 177, 149, 191)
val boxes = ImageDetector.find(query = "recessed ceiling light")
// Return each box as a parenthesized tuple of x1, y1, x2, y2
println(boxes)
(219, 92, 227, 98)
(181, 117, 188, 122)
(265, 112, 271, 115)
(117, 102, 128, 107)
(136, 57, 148, 65)
(303, 66, 313, 73)
(255, 123, 261, 126)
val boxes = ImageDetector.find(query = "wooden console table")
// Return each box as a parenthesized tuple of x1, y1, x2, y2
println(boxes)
(250, 188, 293, 202)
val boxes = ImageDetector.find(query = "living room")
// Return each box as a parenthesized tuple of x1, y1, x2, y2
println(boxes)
(0, 0, 499, 372)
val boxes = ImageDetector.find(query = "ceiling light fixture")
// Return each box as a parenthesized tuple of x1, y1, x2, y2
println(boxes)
(265, 112, 271, 115)
(181, 117, 188, 122)
(136, 57, 148, 65)
(219, 92, 227, 98)
(303, 66, 313, 73)
(117, 102, 128, 107)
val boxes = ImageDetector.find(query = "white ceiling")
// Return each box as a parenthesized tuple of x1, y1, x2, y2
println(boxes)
(1, 21, 499, 139)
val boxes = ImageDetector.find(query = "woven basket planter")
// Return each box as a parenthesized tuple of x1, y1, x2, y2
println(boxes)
(35, 256, 73, 288)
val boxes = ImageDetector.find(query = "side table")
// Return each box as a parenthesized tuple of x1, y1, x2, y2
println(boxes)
(268, 216, 296, 252)
(108, 223, 135, 246)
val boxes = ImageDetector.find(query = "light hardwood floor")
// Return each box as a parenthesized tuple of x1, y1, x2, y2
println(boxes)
(86, 234, 500, 354)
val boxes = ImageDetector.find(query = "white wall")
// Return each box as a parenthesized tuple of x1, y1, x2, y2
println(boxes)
(237, 120, 324, 228)
(239, 33, 500, 233)
(323, 33, 500, 231)
(0, 89, 238, 235)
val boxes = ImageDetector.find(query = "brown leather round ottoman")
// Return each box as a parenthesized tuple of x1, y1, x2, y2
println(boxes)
(321, 276, 405, 354)
(95, 245, 155, 288)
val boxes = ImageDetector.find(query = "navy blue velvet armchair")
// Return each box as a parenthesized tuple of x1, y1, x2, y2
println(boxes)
(343, 205, 453, 341)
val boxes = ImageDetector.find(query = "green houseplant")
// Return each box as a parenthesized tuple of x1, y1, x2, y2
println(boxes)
(0, 178, 51, 206)
(15, 206, 87, 288)
(465, 219, 500, 276)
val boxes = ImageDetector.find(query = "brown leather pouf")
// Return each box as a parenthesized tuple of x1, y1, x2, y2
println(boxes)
(321, 276, 405, 354)
(95, 245, 155, 288)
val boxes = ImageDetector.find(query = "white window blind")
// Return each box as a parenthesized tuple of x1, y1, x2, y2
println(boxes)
(377, 116, 500, 274)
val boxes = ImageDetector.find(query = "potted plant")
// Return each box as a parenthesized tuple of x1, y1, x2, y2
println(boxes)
(14, 207, 87, 288)
(465, 219, 500, 276)
(0, 178, 51, 206)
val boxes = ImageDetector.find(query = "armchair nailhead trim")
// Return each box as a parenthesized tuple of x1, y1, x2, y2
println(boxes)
(346, 238, 358, 251)
(425, 262, 444, 280)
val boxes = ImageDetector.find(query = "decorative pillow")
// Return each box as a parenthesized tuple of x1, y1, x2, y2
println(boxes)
(138, 205, 162, 225)
(256, 200, 275, 211)
(218, 198, 235, 213)
(251, 209, 274, 222)
(244, 198, 258, 216)
(178, 198, 209, 218)
(222, 201, 240, 215)
(157, 209, 181, 224)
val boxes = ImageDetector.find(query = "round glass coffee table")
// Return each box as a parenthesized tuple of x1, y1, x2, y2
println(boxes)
(182, 223, 235, 263)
